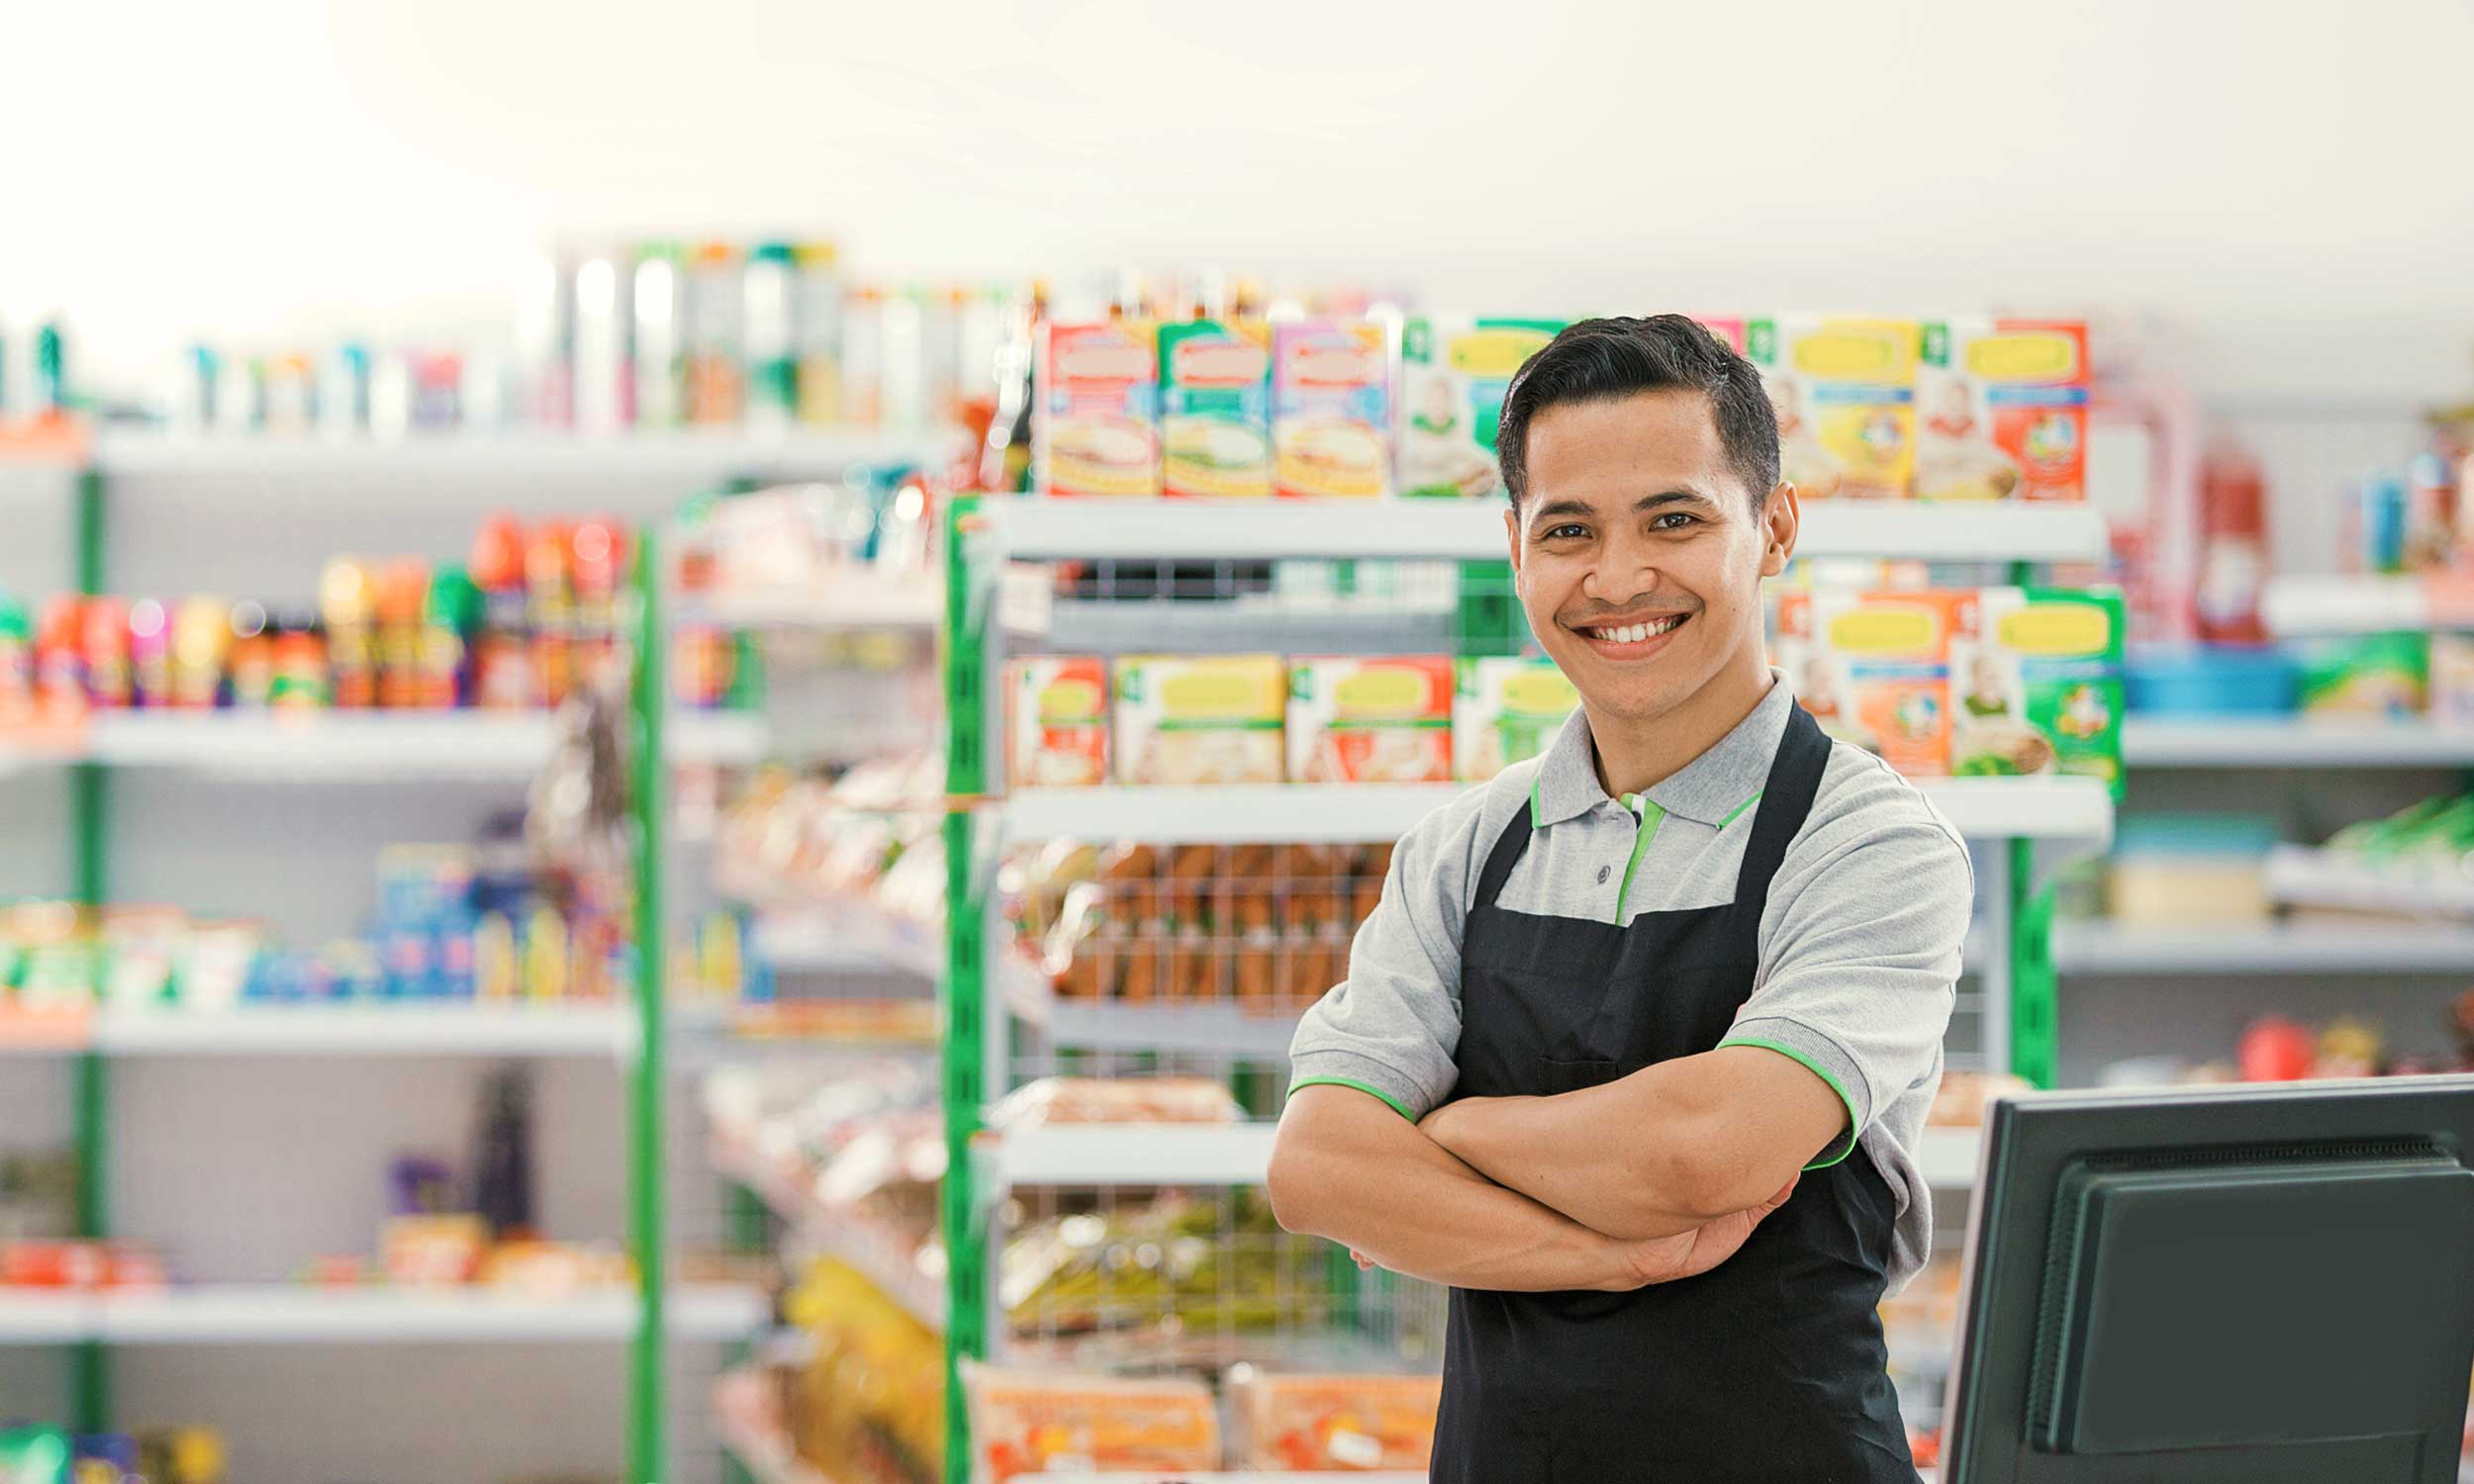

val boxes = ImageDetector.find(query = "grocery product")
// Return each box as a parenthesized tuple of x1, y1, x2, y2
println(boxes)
(1272, 320, 1391, 499)
(2430, 632, 2474, 722)
(1453, 655, 1581, 782)
(1951, 587, 2125, 791)
(2100, 816, 2277, 924)
(1158, 319, 1273, 498)
(2291, 631, 2428, 716)
(1037, 321, 1161, 497)
(1227, 1366, 1443, 1471)
(1112, 654, 1285, 785)
(743, 241, 799, 430)
(1777, 588, 1969, 776)
(2195, 441, 2271, 641)
(792, 241, 845, 425)
(1007, 657, 1109, 788)
(1287, 654, 1454, 783)
(963, 1364, 1218, 1483)
(687, 240, 747, 425)
(985, 1075, 1243, 1128)
(1748, 316, 1919, 500)
(1395, 316, 1563, 499)
(1914, 319, 2089, 502)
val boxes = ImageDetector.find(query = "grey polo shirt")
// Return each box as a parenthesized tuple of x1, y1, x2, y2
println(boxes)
(1287, 675, 1971, 1289)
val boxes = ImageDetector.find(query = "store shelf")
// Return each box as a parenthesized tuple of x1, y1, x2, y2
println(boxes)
(2123, 715, 2474, 768)
(0, 709, 768, 778)
(714, 1407, 840, 1484)
(2262, 573, 2474, 636)
(86, 427, 962, 482)
(984, 496, 2109, 564)
(1029, 1475, 1427, 1483)
(2054, 918, 2474, 974)
(677, 575, 943, 631)
(2263, 844, 2474, 921)
(710, 1133, 946, 1331)
(1033, 1000, 1305, 1060)
(1911, 776, 2114, 847)
(0, 1282, 767, 1345)
(751, 902, 944, 980)
(90, 1002, 638, 1058)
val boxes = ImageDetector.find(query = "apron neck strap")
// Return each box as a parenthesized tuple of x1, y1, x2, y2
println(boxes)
(1731, 700, 1834, 913)
(1474, 796, 1537, 909)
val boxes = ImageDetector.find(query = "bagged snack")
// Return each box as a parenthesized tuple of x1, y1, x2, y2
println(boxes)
(1008, 657, 1109, 788)
(1114, 654, 1286, 785)
(1228, 1366, 1445, 1471)
(1288, 655, 1454, 783)
(1035, 321, 1160, 497)
(1453, 656, 1581, 782)
(1951, 587, 2126, 793)
(1778, 589, 1969, 777)
(1748, 317, 1919, 500)
(985, 1074, 1243, 1128)
(1159, 319, 1273, 498)
(1272, 320, 1391, 499)
(1917, 319, 2089, 502)
(2292, 632, 2428, 716)
(1396, 316, 1565, 499)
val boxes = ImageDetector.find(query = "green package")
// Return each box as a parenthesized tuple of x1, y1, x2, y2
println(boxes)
(1951, 587, 2126, 795)
(2291, 631, 2427, 717)
(0, 1429, 72, 1484)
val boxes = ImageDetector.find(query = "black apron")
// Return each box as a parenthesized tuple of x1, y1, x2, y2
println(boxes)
(1431, 702, 1914, 1483)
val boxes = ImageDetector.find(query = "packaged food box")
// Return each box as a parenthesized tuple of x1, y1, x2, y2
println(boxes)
(1288, 655, 1454, 783)
(964, 1363, 1219, 1484)
(1035, 321, 1159, 497)
(1008, 657, 1109, 788)
(1229, 1366, 1445, 1471)
(1952, 587, 2125, 793)
(1917, 319, 2090, 502)
(1777, 589, 1969, 776)
(1454, 655, 1581, 782)
(1113, 654, 1285, 785)
(2430, 632, 2474, 722)
(1272, 320, 1391, 499)
(1397, 316, 1565, 499)
(1748, 316, 1919, 500)
(2291, 631, 2428, 716)
(1159, 319, 1273, 498)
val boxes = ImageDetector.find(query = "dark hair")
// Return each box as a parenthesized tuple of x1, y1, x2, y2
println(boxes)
(1495, 315, 1780, 510)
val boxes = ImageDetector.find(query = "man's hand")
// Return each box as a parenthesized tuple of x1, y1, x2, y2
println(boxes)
(1598, 1174, 1796, 1289)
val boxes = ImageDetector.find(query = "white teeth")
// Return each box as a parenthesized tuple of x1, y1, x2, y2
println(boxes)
(1590, 615, 1683, 643)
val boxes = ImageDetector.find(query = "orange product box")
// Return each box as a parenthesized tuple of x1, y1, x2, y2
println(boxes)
(1916, 319, 2089, 502)
(1776, 588, 1974, 777)
(1035, 321, 1161, 497)
(1008, 657, 1109, 788)
(1229, 1366, 1444, 1470)
(964, 1364, 1219, 1484)
(1286, 655, 1455, 783)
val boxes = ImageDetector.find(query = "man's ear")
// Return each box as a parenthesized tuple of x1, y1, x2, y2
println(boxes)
(1759, 482, 1800, 579)
(1502, 505, 1525, 593)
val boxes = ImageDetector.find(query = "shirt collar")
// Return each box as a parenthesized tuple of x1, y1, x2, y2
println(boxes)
(1530, 673, 1794, 829)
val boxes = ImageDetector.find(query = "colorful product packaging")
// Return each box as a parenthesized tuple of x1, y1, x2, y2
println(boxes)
(1454, 655, 1582, 782)
(964, 1364, 1219, 1484)
(2291, 632, 2429, 716)
(1228, 1366, 1445, 1471)
(1777, 588, 1969, 776)
(1748, 316, 1919, 500)
(1036, 321, 1161, 497)
(2430, 632, 2474, 722)
(1272, 320, 1391, 499)
(1287, 655, 1455, 783)
(1112, 654, 1285, 786)
(1396, 316, 1565, 499)
(1692, 316, 1750, 354)
(1008, 656, 1110, 788)
(1916, 319, 2090, 502)
(1952, 586, 2126, 793)
(1158, 319, 1273, 498)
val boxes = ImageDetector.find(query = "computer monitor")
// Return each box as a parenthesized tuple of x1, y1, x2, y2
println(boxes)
(1941, 1075, 2474, 1484)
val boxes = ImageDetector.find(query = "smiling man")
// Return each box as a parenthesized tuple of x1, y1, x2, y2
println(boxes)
(1267, 316, 1970, 1482)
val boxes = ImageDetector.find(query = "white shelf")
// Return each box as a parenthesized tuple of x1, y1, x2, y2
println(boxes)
(0, 709, 767, 778)
(0, 1282, 766, 1345)
(983, 1122, 1280, 1188)
(1034, 1000, 1304, 1060)
(88, 427, 962, 482)
(1911, 776, 2115, 847)
(2054, 919, 2474, 974)
(2122, 715, 2474, 768)
(678, 577, 943, 632)
(2263, 573, 2474, 636)
(90, 1003, 637, 1058)
(984, 496, 2108, 564)
(2263, 844, 2474, 921)
(751, 903, 944, 980)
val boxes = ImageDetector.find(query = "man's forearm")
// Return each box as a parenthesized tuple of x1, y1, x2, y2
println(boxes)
(1426, 1083, 1711, 1241)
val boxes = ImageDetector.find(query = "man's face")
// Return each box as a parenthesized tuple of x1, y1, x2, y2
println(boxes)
(1505, 390, 1793, 726)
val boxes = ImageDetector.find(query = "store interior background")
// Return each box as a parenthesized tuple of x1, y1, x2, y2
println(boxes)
(5, 0, 2473, 1478)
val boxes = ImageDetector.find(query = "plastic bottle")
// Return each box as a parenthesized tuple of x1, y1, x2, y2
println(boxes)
(35, 597, 86, 712)
(169, 597, 231, 709)
(571, 251, 630, 435)
(472, 1067, 535, 1239)
(320, 559, 376, 707)
(685, 240, 744, 425)
(0, 590, 31, 718)
(743, 241, 798, 431)
(793, 241, 843, 424)
(514, 252, 574, 430)
(631, 241, 688, 428)
(2193, 441, 2268, 644)
(419, 565, 480, 708)
(227, 601, 274, 706)
(81, 598, 132, 707)
(267, 608, 330, 709)
(842, 285, 885, 426)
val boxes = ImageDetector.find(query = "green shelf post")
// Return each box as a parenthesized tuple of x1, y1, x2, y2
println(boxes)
(1999, 559, 2062, 1090)
(939, 495, 992, 1484)
(627, 530, 669, 1484)
(70, 465, 111, 1434)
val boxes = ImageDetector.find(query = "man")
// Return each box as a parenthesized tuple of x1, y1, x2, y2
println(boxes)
(1267, 315, 1970, 1482)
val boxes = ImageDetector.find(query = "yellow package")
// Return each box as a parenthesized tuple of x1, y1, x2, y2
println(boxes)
(1113, 654, 1286, 785)
(1453, 656, 1581, 782)
(1749, 316, 1918, 500)
(1287, 655, 1455, 783)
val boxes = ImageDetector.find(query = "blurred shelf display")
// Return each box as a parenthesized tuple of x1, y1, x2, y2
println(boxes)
(751, 902, 945, 981)
(2262, 573, 2474, 636)
(0, 709, 768, 777)
(2054, 919, 2474, 974)
(0, 1002, 638, 1058)
(710, 1127, 948, 1333)
(85, 427, 965, 481)
(0, 1281, 766, 1345)
(2263, 841, 2474, 921)
(2122, 714, 2474, 767)
(678, 578, 944, 633)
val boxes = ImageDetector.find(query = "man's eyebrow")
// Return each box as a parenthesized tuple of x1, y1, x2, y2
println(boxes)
(1527, 489, 1720, 529)
(1637, 488, 1720, 512)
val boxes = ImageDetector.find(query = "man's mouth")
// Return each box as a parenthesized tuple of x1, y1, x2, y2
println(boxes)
(1570, 610, 1692, 657)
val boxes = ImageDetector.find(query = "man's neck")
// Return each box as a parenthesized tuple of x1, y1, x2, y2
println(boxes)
(1585, 649, 1776, 800)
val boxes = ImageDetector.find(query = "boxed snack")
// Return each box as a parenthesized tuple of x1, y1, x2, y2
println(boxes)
(1273, 320, 1391, 499)
(1035, 321, 1160, 497)
(1397, 316, 1566, 499)
(2292, 632, 2428, 716)
(1229, 1366, 1445, 1471)
(1747, 316, 1919, 500)
(1113, 654, 1286, 785)
(1777, 589, 1970, 776)
(1159, 319, 1273, 498)
(1288, 655, 1455, 783)
(1008, 657, 1109, 788)
(1952, 587, 2126, 792)
(1454, 656, 1581, 782)
(964, 1363, 1219, 1484)
(1916, 319, 2090, 502)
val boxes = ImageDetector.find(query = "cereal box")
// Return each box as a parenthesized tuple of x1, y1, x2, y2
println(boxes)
(1287, 655, 1454, 783)
(1112, 654, 1285, 786)
(1777, 589, 1969, 776)
(1034, 321, 1159, 497)
(1272, 320, 1391, 499)
(1454, 656, 1582, 782)
(1158, 319, 1273, 498)
(1952, 587, 2125, 794)
(1008, 657, 1108, 788)
(1747, 317, 1918, 500)
(1917, 319, 2089, 502)
(1397, 316, 1565, 499)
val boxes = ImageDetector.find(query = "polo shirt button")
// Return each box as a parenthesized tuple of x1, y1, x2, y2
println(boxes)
(1597, 866, 1611, 883)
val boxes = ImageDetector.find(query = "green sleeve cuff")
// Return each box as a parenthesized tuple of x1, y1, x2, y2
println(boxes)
(1287, 1076, 1416, 1123)
(1716, 1036, 1860, 1169)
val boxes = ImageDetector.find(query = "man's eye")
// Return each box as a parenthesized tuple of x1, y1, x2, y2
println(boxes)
(1544, 523, 1588, 540)
(1653, 512, 1699, 530)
